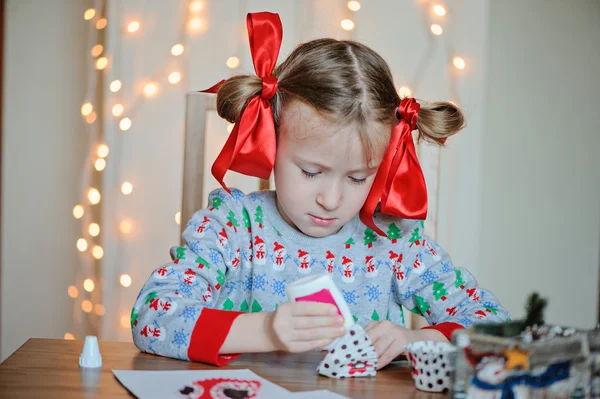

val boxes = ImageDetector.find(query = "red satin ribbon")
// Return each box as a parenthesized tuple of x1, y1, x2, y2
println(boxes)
(201, 12, 282, 193)
(360, 98, 428, 236)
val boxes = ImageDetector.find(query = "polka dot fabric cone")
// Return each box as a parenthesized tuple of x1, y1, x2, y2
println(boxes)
(404, 341, 457, 392)
(317, 324, 378, 378)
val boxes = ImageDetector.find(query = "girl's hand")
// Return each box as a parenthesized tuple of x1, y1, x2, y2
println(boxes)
(365, 321, 448, 369)
(266, 302, 346, 353)
(365, 321, 418, 369)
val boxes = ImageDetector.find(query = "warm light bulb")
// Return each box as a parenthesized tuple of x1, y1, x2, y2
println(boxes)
(84, 8, 96, 21)
(95, 304, 105, 316)
(341, 19, 355, 31)
(189, 0, 203, 12)
(127, 21, 140, 33)
(82, 300, 93, 313)
(95, 56, 108, 70)
(96, 18, 107, 30)
(85, 112, 97, 124)
(64, 333, 75, 340)
(227, 123, 235, 133)
(226, 56, 240, 69)
(89, 223, 100, 237)
(398, 86, 412, 99)
(92, 245, 104, 259)
(143, 82, 159, 98)
(97, 144, 109, 158)
(119, 118, 132, 131)
(91, 44, 103, 57)
(81, 102, 93, 116)
(168, 72, 182, 84)
(88, 188, 101, 205)
(121, 181, 133, 195)
(110, 80, 122, 92)
(68, 285, 79, 298)
(453, 56, 466, 70)
(188, 17, 203, 32)
(73, 205, 84, 219)
(347, 1, 361, 11)
(433, 5, 447, 16)
(175, 211, 181, 225)
(430, 24, 443, 35)
(120, 219, 133, 234)
(171, 44, 184, 56)
(83, 278, 95, 292)
(120, 274, 132, 287)
(112, 103, 124, 117)
(94, 158, 106, 171)
(120, 315, 130, 328)
(77, 238, 88, 252)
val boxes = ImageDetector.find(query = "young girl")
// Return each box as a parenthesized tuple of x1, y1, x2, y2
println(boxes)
(131, 12, 509, 369)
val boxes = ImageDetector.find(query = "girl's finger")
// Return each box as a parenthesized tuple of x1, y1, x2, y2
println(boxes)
(373, 334, 394, 358)
(290, 302, 339, 317)
(292, 315, 344, 329)
(294, 326, 346, 342)
(289, 338, 333, 353)
(364, 321, 378, 332)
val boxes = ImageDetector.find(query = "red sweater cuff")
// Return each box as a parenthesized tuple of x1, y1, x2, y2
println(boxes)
(188, 308, 244, 366)
(422, 322, 465, 341)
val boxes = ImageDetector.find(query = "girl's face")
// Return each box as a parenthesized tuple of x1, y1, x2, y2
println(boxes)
(274, 100, 388, 237)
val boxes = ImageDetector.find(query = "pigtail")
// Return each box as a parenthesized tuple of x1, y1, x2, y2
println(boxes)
(216, 75, 263, 123)
(414, 101, 466, 145)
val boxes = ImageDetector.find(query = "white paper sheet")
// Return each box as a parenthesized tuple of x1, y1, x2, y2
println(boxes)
(113, 369, 290, 399)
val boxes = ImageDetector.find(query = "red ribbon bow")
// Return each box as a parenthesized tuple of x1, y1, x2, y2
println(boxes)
(359, 98, 428, 236)
(201, 12, 282, 193)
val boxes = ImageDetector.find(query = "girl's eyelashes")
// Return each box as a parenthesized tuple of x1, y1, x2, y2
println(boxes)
(349, 176, 367, 185)
(300, 167, 367, 184)
(301, 169, 320, 178)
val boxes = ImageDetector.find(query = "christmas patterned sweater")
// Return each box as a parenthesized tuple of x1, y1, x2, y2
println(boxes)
(131, 188, 510, 365)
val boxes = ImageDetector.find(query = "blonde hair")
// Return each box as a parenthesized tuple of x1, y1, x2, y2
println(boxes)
(216, 38, 465, 162)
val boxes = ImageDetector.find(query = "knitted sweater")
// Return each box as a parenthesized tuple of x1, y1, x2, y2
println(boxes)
(131, 188, 510, 365)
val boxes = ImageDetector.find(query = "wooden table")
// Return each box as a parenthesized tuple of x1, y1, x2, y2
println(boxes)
(0, 338, 444, 398)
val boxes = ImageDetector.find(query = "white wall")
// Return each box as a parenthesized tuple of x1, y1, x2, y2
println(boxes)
(446, 0, 600, 327)
(1, 0, 91, 360)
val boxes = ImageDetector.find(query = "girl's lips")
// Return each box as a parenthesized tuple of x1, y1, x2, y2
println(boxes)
(309, 214, 335, 227)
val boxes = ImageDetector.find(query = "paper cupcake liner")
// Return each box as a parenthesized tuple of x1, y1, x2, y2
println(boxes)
(318, 324, 378, 378)
(405, 341, 457, 392)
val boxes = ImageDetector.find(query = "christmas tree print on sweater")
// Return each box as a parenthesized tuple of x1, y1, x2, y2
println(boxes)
(173, 247, 187, 264)
(325, 250, 335, 274)
(455, 270, 466, 289)
(297, 249, 312, 274)
(363, 228, 377, 248)
(272, 242, 286, 272)
(412, 295, 431, 316)
(209, 196, 223, 211)
(226, 210, 240, 232)
(365, 255, 378, 278)
(386, 223, 401, 243)
(344, 237, 355, 249)
(408, 227, 422, 247)
(254, 206, 264, 228)
(242, 208, 252, 232)
(341, 256, 355, 283)
(432, 282, 448, 301)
